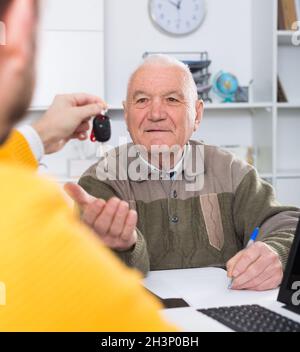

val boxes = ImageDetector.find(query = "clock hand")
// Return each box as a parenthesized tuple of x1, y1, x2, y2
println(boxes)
(168, 0, 179, 8)
(177, 0, 183, 10)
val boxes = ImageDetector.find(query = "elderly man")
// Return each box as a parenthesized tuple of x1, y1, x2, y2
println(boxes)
(69, 54, 299, 291)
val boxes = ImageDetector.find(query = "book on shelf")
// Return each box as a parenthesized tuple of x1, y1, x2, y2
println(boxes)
(278, 77, 288, 103)
(278, 0, 299, 30)
(278, 0, 286, 29)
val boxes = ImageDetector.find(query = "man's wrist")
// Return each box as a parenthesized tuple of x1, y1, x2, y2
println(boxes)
(31, 121, 53, 154)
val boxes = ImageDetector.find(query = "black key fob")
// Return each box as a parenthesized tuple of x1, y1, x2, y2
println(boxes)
(90, 114, 111, 142)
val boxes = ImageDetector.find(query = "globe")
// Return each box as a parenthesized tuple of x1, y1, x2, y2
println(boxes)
(213, 71, 239, 102)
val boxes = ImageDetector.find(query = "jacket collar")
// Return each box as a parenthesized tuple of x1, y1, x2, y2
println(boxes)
(128, 141, 205, 183)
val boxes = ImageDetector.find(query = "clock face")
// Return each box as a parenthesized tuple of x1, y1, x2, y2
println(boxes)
(149, 0, 206, 36)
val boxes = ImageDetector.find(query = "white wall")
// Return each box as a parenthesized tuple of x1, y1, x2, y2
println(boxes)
(277, 179, 300, 206)
(105, 0, 252, 106)
(32, 0, 104, 107)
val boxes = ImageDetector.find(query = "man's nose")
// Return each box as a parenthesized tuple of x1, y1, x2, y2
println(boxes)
(149, 99, 165, 121)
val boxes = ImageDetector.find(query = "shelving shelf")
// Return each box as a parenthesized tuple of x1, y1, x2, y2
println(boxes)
(203, 102, 273, 110)
(107, 102, 274, 112)
(277, 30, 297, 46)
(276, 170, 300, 179)
(29, 102, 274, 113)
(260, 173, 274, 179)
(277, 103, 300, 109)
(56, 177, 79, 184)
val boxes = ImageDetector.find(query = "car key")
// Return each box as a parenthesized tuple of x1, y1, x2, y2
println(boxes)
(90, 114, 111, 171)
(90, 114, 111, 143)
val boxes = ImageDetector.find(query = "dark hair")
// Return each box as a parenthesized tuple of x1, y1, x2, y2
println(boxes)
(0, 0, 11, 20)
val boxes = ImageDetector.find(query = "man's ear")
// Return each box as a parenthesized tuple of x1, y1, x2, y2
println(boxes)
(194, 100, 204, 132)
(3, 0, 37, 63)
(123, 101, 128, 123)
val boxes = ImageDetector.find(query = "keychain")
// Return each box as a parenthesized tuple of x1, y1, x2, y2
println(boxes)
(90, 114, 111, 143)
(90, 114, 111, 171)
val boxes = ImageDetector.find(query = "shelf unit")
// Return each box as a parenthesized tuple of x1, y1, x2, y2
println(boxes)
(277, 103, 300, 109)
(275, 1, 300, 204)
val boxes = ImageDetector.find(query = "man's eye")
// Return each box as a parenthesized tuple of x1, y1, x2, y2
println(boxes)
(136, 98, 148, 104)
(167, 97, 179, 103)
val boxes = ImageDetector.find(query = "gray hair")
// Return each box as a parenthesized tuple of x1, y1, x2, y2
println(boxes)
(126, 54, 198, 103)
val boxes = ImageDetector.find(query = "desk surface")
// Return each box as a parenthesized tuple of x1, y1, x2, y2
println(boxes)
(143, 267, 300, 332)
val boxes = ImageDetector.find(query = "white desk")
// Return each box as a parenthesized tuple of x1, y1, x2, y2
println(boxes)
(143, 267, 300, 332)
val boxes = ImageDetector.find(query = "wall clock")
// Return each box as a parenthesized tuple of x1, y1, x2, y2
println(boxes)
(149, 0, 207, 36)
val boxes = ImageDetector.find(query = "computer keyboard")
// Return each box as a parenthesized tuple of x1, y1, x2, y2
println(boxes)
(198, 304, 300, 332)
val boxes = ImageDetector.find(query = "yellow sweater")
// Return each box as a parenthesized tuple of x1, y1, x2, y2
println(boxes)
(0, 130, 37, 169)
(0, 132, 176, 331)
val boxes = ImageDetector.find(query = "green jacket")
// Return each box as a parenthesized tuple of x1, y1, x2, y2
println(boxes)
(79, 141, 299, 275)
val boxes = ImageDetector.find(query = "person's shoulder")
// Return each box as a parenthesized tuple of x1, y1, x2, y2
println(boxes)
(190, 140, 253, 170)
(190, 140, 240, 160)
(189, 140, 255, 190)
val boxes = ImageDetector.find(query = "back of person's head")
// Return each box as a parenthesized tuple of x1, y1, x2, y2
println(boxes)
(0, 0, 38, 145)
(0, 0, 11, 19)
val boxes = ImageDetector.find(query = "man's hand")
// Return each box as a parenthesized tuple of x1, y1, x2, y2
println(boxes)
(32, 93, 108, 154)
(64, 183, 138, 252)
(226, 242, 283, 291)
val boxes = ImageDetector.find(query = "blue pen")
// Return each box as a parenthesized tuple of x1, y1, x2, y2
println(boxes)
(228, 227, 260, 289)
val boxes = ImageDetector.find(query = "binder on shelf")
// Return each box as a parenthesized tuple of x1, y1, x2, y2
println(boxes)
(278, 0, 286, 30)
